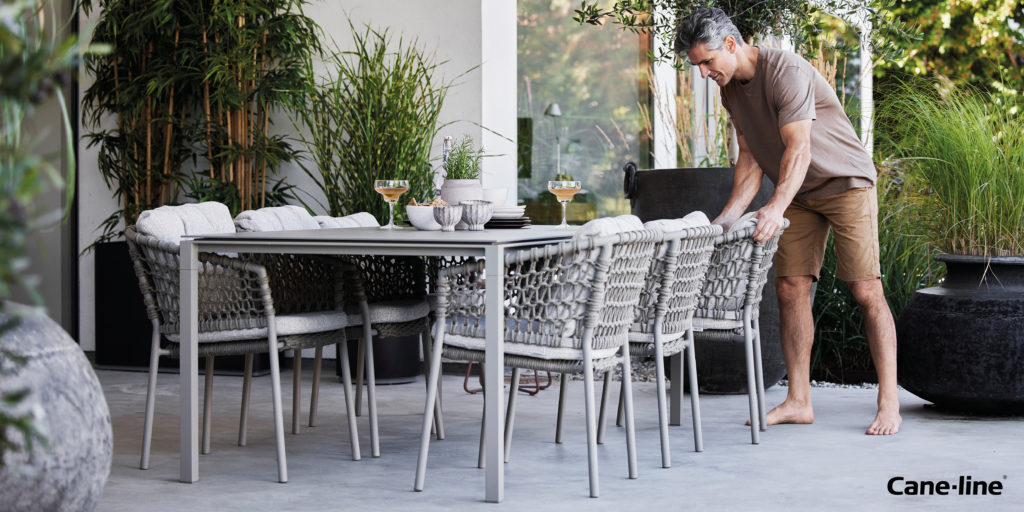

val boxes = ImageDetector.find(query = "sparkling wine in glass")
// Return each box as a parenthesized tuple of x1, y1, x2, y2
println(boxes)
(374, 179, 409, 230)
(547, 180, 582, 228)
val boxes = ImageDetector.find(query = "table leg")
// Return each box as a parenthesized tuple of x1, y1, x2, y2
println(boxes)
(180, 241, 200, 482)
(483, 245, 505, 503)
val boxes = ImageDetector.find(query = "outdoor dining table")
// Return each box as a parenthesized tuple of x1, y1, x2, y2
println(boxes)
(177, 225, 576, 502)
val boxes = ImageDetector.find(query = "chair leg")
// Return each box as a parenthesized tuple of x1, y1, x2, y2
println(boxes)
(653, 336, 671, 468)
(670, 352, 684, 426)
(292, 349, 302, 435)
(620, 346, 639, 480)
(616, 377, 625, 428)
(555, 373, 568, 444)
(266, 333, 288, 483)
(338, 338, 360, 461)
(742, 310, 761, 445)
(504, 367, 521, 463)
(362, 321, 380, 457)
(140, 327, 161, 470)
(597, 370, 611, 445)
(414, 320, 446, 491)
(355, 337, 365, 417)
(202, 355, 214, 455)
(751, 317, 767, 432)
(238, 354, 253, 447)
(582, 356, 600, 497)
(309, 346, 322, 427)
(421, 322, 445, 440)
(685, 332, 704, 452)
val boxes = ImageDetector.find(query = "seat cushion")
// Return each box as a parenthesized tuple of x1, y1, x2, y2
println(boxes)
(314, 212, 380, 229)
(166, 310, 348, 343)
(572, 214, 643, 241)
(136, 202, 235, 241)
(347, 298, 431, 325)
(442, 317, 619, 361)
(692, 316, 743, 331)
(643, 210, 710, 233)
(234, 205, 320, 232)
(728, 211, 758, 232)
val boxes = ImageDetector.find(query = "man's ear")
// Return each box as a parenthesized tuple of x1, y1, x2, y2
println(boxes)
(724, 35, 736, 53)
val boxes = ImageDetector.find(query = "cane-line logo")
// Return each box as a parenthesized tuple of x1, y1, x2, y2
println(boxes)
(888, 475, 1007, 496)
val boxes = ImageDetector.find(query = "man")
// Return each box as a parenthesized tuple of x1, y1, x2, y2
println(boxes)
(675, 8, 901, 435)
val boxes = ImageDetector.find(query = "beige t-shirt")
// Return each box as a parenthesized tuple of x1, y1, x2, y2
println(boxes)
(721, 47, 875, 201)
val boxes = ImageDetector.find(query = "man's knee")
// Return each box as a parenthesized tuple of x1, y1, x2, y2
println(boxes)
(776, 275, 814, 304)
(847, 278, 887, 308)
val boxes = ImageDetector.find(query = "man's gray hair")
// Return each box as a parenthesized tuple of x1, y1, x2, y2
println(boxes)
(675, 7, 744, 56)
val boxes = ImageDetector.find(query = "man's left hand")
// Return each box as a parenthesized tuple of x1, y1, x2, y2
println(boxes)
(753, 205, 785, 243)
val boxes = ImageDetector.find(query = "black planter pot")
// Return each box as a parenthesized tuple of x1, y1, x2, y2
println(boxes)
(896, 254, 1024, 413)
(625, 165, 786, 393)
(337, 334, 422, 384)
(94, 241, 269, 376)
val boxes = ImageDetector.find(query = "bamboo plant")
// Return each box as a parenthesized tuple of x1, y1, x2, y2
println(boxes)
(82, 0, 320, 242)
(296, 22, 453, 223)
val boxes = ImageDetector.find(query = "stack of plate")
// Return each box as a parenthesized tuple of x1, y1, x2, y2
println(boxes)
(485, 205, 530, 229)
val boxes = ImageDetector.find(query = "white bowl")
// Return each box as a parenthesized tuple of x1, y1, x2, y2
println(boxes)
(460, 200, 493, 231)
(482, 187, 508, 207)
(432, 205, 463, 232)
(406, 205, 441, 231)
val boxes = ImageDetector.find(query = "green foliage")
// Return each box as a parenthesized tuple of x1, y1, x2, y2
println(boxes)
(296, 21, 450, 223)
(82, 0, 321, 243)
(810, 168, 943, 381)
(0, 0, 81, 471)
(876, 0, 1023, 100)
(573, 0, 916, 66)
(876, 80, 1024, 257)
(444, 135, 483, 180)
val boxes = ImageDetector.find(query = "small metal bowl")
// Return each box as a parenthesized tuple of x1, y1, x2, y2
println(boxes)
(460, 200, 493, 231)
(432, 205, 463, 232)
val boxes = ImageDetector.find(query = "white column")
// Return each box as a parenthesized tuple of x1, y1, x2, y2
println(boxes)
(858, 22, 873, 153)
(480, 1, 518, 205)
(652, 35, 678, 169)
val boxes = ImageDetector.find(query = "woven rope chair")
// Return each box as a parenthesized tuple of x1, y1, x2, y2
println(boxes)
(616, 223, 720, 467)
(414, 229, 660, 498)
(310, 210, 439, 457)
(692, 219, 788, 445)
(126, 223, 356, 484)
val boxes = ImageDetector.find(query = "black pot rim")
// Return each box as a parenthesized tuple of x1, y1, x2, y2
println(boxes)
(935, 253, 1024, 265)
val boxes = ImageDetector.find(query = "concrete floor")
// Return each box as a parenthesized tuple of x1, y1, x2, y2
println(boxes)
(96, 367, 1022, 511)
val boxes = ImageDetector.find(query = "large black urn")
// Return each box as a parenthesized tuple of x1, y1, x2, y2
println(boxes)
(624, 164, 786, 393)
(896, 254, 1024, 413)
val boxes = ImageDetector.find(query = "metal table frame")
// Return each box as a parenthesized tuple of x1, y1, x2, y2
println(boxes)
(177, 226, 574, 502)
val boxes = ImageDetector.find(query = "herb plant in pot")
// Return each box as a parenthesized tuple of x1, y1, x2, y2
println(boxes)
(440, 135, 485, 211)
(879, 82, 1024, 413)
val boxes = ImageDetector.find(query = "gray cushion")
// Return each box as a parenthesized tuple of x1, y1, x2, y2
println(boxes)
(136, 202, 235, 241)
(234, 205, 320, 232)
(348, 298, 430, 325)
(166, 310, 348, 343)
(572, 214, 643, 241)
(314, 212, 379, 229)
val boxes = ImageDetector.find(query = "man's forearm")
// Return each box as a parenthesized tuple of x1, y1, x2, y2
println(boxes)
(716, 150, 762, 223)
(766, 131, 812, 213)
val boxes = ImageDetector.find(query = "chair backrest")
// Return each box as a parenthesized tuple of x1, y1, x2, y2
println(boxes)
(695, 218, 789, 322)
(126, 225, 272, 337)
(635, 220, 721, 337)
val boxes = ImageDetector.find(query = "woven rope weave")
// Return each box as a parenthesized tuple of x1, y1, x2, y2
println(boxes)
(694, 221, 787, 323)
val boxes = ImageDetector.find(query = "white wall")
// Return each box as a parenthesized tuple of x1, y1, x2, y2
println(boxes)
(76, 0, 517, 351)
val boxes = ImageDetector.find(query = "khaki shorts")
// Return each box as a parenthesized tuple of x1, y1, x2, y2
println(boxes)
(776, 186, 881, 282)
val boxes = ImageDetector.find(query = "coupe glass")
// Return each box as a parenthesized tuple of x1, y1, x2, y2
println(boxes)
(547, 180, 582, 228)
(374, 179, 409, 230)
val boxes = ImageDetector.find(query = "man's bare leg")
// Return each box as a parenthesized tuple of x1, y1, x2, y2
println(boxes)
(757, 275, 816, 426)
(848, 278, 901, 435)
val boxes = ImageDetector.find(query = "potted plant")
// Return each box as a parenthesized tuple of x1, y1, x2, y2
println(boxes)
(81, 0, 320, 371)
(1, 2, 112, 509)
(439, 135, 485, 207)
(296, 21, 453, 380)
(879, 81, 1024, 413)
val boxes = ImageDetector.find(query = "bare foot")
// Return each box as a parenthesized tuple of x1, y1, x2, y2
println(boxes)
(866, 403, 901, 435)
(746, 400, 814, 426)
